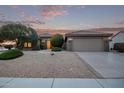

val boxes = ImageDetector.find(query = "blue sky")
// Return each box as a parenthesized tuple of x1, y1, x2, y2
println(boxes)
(0, 5, 124, 30)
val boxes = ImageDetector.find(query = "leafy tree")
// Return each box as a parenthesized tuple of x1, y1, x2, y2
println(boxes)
(0, 23, 39, 49)
(0, 24, 29, 40)
(50, 34, 64, 48)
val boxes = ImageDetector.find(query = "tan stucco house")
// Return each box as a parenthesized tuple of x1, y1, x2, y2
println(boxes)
(65, 30, 112, 52)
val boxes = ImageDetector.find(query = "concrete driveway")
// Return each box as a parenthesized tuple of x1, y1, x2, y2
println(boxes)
(76, 52, 124, 79)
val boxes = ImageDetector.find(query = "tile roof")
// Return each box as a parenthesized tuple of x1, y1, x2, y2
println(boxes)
(65, 30, 113, 37)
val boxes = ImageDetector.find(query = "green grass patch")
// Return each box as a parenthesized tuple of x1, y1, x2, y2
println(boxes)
(0, 49, 23, 60)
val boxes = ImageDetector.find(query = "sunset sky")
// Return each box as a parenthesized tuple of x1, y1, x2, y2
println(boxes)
(0, 5, 124, 30)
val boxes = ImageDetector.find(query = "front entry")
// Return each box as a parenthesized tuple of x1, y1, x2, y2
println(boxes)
(41, 39, 52, 49)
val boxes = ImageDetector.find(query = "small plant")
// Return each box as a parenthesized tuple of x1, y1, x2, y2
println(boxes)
(0, 49, 23, 60)
(51, 47, 62, 52)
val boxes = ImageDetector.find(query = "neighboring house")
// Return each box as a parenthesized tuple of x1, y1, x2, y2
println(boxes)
(65, 30, 112, 52)
(109, 30, 124, 50)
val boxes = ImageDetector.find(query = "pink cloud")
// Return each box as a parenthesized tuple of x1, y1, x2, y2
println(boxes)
(44, 5, 64, 9)
(11, 6, 44, 26)
(41, 10, 68, 20)
(40, 5, 68, 20)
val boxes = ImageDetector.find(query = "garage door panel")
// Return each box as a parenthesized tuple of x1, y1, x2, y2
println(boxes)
(72, 38, 104, 51)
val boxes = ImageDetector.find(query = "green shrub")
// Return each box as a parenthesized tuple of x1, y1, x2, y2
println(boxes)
(114, 43, 124, 52)
(50, 34, 64, 48)
(51, 47, 62, 52)
(0, 49, 23, 60)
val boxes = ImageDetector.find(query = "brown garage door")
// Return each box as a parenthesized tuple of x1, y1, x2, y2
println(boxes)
(72, 38, 104, 51)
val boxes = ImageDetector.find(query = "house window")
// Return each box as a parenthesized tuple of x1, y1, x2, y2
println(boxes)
(28, 42, 32, 48)
(24, 42, 32, 48)
(24, 42, 28, 48)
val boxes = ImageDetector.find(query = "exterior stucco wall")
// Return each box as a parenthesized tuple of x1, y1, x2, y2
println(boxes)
(66, 37, 73, 51)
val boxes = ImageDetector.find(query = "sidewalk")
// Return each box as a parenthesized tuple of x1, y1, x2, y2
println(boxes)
(0, 78, 124, 88)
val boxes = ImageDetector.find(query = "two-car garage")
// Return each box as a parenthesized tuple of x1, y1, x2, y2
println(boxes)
(65, 30, 112, 52)
(72, 38, 104, 51)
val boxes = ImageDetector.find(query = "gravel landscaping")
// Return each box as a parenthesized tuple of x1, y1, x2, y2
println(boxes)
(0, 51, 101, 78)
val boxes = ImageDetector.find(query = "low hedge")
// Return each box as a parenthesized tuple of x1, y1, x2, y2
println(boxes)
(51, 47, 62, 52)
(0, 49, 23, 60)
(113, 43, 124, 52)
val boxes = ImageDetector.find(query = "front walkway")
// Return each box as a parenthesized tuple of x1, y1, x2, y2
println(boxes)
(0, 78, 124, 88)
